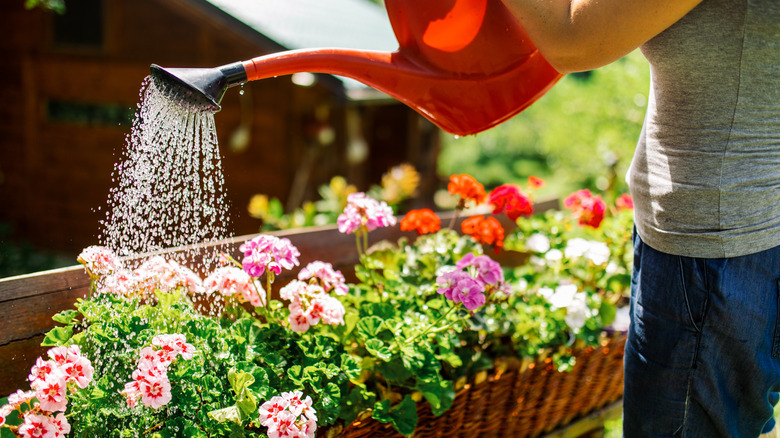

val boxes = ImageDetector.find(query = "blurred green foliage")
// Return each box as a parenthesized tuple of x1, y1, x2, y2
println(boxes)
(0, 222, 73, 278)
(25, 0, 65, 14)
(438, 50, 650, 199)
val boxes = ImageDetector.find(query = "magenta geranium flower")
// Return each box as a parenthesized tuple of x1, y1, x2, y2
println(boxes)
(456, 253, 504, 286)
(337, 192, 396, 235)
(436, 269, 485, 311)
(240, 235, 301, 278)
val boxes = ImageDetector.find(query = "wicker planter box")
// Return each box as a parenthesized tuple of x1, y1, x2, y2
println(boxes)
(332, 332, 626, 438)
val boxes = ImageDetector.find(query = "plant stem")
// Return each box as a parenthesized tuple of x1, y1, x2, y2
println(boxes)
(355, 233, 363, 258)
(265, 272, 273, 310)
(404, 304, 460, 344)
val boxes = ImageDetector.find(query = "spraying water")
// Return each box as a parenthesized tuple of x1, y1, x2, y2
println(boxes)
(100, 76, 232, 270)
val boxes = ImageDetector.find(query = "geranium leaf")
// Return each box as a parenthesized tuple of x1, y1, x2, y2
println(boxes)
(417, 377, 454, 416)
(208, 406, 242, 424)
(356, 315, 386, 340)
(228, 370, 257, 418)
(51, 309, 78, 324)
(365, 339, 392, 361)
(372, 395, 418, 436)
(41, 325, 73, 346)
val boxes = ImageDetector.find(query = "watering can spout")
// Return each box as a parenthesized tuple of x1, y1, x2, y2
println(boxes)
(150, 62, 246, 112)
(149, 0, 563, 135)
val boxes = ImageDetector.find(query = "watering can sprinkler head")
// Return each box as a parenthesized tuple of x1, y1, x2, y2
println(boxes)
(149, 62, 247, 111)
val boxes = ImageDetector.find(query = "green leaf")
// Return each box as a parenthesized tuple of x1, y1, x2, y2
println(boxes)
(208, 406, 242, 424)
(156, 290, 179, 308)
(228, 370, 257, 419)
(314, 382, 342, 424)
(365, 339, 392, 361)
(417, 378, 454, 417)
(375, 358, 412, 382)
(599, 301, 618, 327)
(41, 325, 73, 346)
(52, 309, 78, 324)
(356, 316, 386, 340)
(372, 395, 418, 436)
(339, 386, 376, 424)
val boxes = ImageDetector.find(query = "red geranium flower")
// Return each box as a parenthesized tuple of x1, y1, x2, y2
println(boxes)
(528, 176, 546, 190)
(400, 209, 441, 235)
(488, 184, 534, 221)
(461, 215, 505, 252)
(616, 193, 634, 211)
(448, 174, 486, 206)
(564, 189, 606, 229)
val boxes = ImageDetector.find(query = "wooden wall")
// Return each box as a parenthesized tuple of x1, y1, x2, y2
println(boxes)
(0, 0, 436, 263)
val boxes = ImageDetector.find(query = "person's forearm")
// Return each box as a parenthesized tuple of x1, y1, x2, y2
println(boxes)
(500, 0, 703, 73)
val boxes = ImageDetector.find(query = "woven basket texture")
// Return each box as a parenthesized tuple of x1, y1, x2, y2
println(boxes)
(332, 332, 627, 438)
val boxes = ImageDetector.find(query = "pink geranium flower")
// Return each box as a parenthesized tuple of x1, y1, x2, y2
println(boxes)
(18, 413, 57, 438)
(260, 392, 317, 438)
(337, 192, 396, 235)
(50, 413, 70, 438)
(152, 334, 195, 361)
(240, 235, 301, 278)
(258, 395, 290, 427)
(456, 253, 505, 288)
(31, 369, 68, 413)
(77, 245, 122, 278)
(122, 333, 195, 409)
(298, 261, 348, 295)
(436, 253, 508, 311)
(61, 355, 94, 389)
(280, 281, 345, 333)
(204, 266, 266, 306)
(139, 374, 172, 409)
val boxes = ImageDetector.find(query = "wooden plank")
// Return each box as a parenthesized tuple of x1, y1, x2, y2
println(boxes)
(0, 336, 48, 396)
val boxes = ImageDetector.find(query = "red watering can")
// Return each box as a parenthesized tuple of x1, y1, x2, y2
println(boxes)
(151, 0, 563, 136)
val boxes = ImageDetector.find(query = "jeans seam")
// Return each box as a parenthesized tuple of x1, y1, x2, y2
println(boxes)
(772, 280, 780, 359)
(680, 258, 702, 334)
(678, 258, 711, 437)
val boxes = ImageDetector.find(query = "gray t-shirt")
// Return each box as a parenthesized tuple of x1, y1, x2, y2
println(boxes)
(628, 0, 780, 258)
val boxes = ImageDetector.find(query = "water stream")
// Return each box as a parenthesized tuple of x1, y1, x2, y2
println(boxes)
(100, 76, 231, 270)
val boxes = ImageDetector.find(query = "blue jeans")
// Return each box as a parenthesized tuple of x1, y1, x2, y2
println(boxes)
(624, 230, 780, 437)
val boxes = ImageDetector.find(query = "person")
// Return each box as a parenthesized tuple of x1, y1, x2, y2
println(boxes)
(498, 0, 780, 436)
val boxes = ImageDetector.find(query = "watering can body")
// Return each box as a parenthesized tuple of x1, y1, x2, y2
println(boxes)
(152, 0, 563, 136)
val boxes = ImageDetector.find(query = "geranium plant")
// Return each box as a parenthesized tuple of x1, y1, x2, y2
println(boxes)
(1, 174, 633, 438)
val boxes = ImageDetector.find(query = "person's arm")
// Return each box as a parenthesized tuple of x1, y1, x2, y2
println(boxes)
(500, 0, 703, 73)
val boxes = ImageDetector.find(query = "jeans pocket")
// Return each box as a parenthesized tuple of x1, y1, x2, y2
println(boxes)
(772, 280, 780, 359)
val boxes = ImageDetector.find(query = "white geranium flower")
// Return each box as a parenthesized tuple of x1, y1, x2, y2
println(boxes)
(564, 292, 592, 333)
(526, 233, 551, 253)
(584, 241, 610, 265)
(564, 238, 589, 259)
(545, 249, 563, 262)
(538, 286, 555, 299)
(564, 238, 611, 265)
(547, 284, 578, 310)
